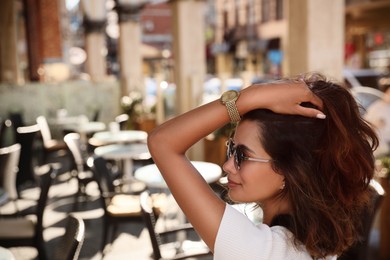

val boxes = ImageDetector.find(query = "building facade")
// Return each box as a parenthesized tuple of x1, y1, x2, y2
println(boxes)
(211, 0, 390, 85)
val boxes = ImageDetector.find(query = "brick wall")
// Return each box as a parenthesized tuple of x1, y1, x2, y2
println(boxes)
(39, 0, 62, 61)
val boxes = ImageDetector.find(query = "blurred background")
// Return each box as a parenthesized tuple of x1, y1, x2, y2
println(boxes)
(1, 0, 389, 127)
(1, 1, 390, 259)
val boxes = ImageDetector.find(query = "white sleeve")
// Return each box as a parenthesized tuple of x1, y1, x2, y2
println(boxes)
(214, 204, 313, 260)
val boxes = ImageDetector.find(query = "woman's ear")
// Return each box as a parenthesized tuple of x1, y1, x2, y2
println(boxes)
(280, 180, 285, 190)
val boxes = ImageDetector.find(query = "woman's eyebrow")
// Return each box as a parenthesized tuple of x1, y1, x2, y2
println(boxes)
(237, 144, 257, 155)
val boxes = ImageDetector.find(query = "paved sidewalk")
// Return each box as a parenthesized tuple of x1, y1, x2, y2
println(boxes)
(1, 161, 381, 260)
(5, 173, 151, 259)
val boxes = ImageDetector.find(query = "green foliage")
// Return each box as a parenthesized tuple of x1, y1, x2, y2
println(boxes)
(121, 91, 144, 119)
(377, 156, 390, 179)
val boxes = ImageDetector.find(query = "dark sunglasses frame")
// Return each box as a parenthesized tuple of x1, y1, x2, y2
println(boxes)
(226, 138, 271, 170)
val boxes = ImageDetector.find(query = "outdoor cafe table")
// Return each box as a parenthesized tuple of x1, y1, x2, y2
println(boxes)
(94, 143, 151, 180)
(63, 121, 106, 138)
(134, 161, 222, 189)
(89, 130, 148, 146)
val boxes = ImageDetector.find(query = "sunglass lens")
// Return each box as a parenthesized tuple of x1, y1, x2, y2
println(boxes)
(234, 146, 242, 170)
(227, 139, 233, 158)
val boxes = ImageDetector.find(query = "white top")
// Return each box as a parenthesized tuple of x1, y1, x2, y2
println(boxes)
(214, 204, 336, 260)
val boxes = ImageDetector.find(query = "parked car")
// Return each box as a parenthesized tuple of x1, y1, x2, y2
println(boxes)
(343, 68, 388, 115)
(343, 68, 387, 89)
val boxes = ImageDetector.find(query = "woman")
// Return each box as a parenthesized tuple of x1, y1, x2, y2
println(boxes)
(147, 73, 378, 259)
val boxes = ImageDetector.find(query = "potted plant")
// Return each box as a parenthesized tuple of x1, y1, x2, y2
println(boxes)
(120, 91, 156, 132)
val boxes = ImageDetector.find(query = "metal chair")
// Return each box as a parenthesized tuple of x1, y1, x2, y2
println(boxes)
(52, 214, 85, 260)
(88, 156, 147, 255)
(140, 191, 212, 260)
(0, 166, 57, 260)
(115, 113, 130, 130)
(0, 119, 15, 148)
(36, 115, 68, 164)
(63, 133, 95, 204)
(9, 112, 25, 137)
(15, 124, 41, 188)
(0, 143, 21, 213)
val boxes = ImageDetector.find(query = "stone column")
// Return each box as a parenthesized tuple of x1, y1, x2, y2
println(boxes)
(284, 0, 345, 80)
(116, 2, 146, 97)
(84, 19, 107, 81)
(23, 0, 43, 81)
(169, 0, 207, 114)
(169, 0, 207, 160)
(81, 0, 107, 82)
(0, 0, 22, 84)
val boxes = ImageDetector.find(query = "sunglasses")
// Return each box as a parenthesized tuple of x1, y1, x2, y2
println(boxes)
(226, 138, 272, 170)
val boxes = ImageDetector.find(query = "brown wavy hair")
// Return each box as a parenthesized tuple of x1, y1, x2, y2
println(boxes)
(243, 73, 379, 258)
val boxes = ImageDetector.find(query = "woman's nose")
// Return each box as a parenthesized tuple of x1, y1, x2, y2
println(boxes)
(222, 156, 236, 174)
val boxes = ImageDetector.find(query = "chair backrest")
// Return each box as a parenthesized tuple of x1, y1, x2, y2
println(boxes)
(91, 156, 115, 196)
(0, 119, 15, 148)
(16, 124, 41, 187)
(337, 179, 385, 260)
(140, 191, 163, 260)
(0, 143, 21, 201)
(115, 114, 129, 130)
(92, 110, 100, 122)
(9, 112, 25, 134)
(64, 133, 88, 173)
(52, 214, 85, 260)
(35, 167, 57, 240)
(36, 116, 53, 144)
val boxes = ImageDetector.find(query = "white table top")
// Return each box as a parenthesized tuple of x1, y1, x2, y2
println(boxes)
(94, 143, 151, 160)
(64, 121, 106, 134)
(48, 115, 88, 126)
(134, 161, 222, 189)
(91, 130, 147, 146)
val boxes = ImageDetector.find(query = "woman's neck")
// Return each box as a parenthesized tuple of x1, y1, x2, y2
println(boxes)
(262, 197, 291, 225)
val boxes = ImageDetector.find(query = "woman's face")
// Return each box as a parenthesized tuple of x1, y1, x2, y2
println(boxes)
(223, 120, 285, 204)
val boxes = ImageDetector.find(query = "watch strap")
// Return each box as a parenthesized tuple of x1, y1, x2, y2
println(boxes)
(225, 100, 241, 123)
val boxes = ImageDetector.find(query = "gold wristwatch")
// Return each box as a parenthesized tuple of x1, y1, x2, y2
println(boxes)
(220, 90, 241, 123)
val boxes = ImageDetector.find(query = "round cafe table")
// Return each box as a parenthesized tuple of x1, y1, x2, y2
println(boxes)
(63, 121, 106, 136)
(94, 143, 151, 180)
(134, 161, 222, 189)
(89, 130, 148, 146)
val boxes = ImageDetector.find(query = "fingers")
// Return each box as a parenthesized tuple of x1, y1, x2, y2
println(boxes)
(296, 104, 326, 119)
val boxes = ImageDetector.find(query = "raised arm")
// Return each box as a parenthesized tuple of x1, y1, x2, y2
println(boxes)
(147, 81, 324, 251)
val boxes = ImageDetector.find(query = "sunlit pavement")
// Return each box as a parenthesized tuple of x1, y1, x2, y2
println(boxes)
(2, 161, 380, 260)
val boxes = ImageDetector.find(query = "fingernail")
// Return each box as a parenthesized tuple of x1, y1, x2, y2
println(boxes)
(316, 113, 326, 119)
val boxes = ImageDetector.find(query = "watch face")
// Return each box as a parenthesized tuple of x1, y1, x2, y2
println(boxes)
(222, 90, 239, 103)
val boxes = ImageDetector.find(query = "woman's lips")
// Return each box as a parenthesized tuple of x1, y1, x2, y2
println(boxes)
(227, 178, 240, 188)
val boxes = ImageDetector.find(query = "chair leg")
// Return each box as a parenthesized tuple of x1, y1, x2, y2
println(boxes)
(102, 221, 109, 253)
(37, 243, 48, 260)
(111, 223, 119, 244)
